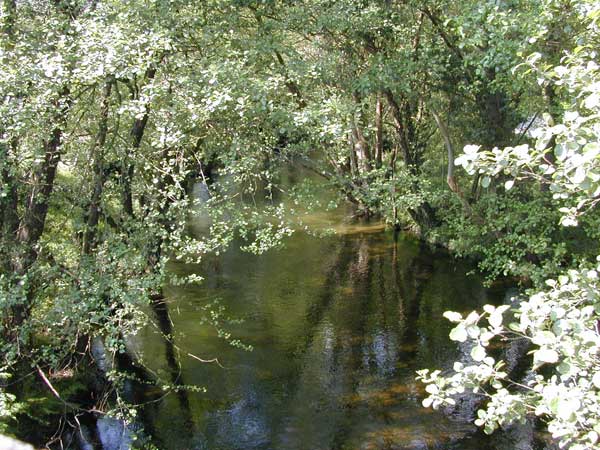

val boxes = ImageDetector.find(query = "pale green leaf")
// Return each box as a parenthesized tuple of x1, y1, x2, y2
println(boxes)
(449, 324, 468, 342)
(471, 345, 486, 362)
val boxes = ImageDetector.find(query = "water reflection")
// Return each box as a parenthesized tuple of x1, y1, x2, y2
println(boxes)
(133, 230, 547, 449)
(149, 295, 195, 431)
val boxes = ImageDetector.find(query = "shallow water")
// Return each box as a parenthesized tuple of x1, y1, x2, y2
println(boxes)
(131, 221, 549, 450)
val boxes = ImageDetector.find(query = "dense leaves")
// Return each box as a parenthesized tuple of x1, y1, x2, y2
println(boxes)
(1, 0, 599, 447)
(419, 2, 600, 448)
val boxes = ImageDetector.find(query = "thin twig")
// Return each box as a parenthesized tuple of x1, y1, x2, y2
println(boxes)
(187, 352, 227, 369)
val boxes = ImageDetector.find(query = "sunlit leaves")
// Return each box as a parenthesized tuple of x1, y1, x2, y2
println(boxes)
(533, 347, 559, 364)
(449, 324, 468, 342)
(422, 262, 600, 449)
(422, 3, 600, 446)
(443, 311, 463, 322)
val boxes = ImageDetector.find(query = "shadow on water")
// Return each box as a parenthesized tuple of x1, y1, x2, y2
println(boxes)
(149, 295, 196, 432)
(130, 228, 551, 450)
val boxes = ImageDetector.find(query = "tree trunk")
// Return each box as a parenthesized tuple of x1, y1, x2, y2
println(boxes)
(274, 50, 306, 108)
(352, 126, 372, 173)
(83, 81, 112, 255)
(431, 107, 482, 222)
(385, 90, 438, 230)
(431, 109, 456, 189)
(375, 95, 383, 169)
(0, 140, 19, 246)
(348, 132, 359, 177)
(16, 125, 63, 272)
(121, 67, 156, 218)
(384, 89, 414, 170)
(10, 87, 70, 326)
(0, 0, 18, 246)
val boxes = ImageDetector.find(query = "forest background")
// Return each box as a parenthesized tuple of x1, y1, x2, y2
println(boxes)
(1, 0, 599, 448)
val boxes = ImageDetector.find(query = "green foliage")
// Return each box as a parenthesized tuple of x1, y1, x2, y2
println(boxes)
(199, 299, 253, 352)
(1, 0, 599, 447)
(419, 265, 600, 448)
(0, 0, 306, 437)
(437, 190, 570, 282)
(420, 2, 600, 448)
(0, 374, 22, 434)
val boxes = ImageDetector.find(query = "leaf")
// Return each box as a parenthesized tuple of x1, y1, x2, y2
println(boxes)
(592, 371, 600, 389)
(560, 216, 578, 227)
(557, 362, 571, 375)
(481, 176, 491, 188)
(465, 311, 480, 325)
(584, 92, 600, 110)
(554, 143, 566, 160)
(550, 307, 566, 321)
(471, 345, 486, 362)
(488, 310, 504, 328)
(463, 144, 481, 154)
(557, 397, 580, 420)
(449, 324, 468, 342)
(425, 384, 439, 394)
(443, 311, 463, 323)
(548, 396, 560, 414)
(572, 166, 586, 184)
(467, 325, 481, 338)
(534, 347, 559, 364)
(508, 322, 523, 332)
(483, 305, 495, 314)
(496, 305, 511, 315)
(532, 331, 555, 346)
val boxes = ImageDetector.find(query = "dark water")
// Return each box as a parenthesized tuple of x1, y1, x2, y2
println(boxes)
(130, 220, 548, 450)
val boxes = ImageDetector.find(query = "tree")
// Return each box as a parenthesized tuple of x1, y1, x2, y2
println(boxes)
(418, 2, 600, 448)
(0, 0, 300, 441)
(1, 0, 598, 447)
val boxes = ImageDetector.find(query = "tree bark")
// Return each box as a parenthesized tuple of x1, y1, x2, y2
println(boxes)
(384, 90, 438, 229)
(9, 87, 70, 327)
(0, 139, 19, 247)
(274, 50, 306, 109)
(352, 125, 372, 173)
(375, 95, 383, 169)
(430, 107, 480, 222)
(430, 109, 457, 190)
(83, 81, 112, 255)
(384, 89, 414, 170)
(16, 123, 64, 272)
(121, 67, 157, 218)
(0, 0, 18, 242)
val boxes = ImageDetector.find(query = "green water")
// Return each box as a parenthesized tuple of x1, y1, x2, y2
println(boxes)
(131, 218, 546, 449)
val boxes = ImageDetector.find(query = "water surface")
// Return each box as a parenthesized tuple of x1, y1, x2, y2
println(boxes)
(131, 219, 549, 449)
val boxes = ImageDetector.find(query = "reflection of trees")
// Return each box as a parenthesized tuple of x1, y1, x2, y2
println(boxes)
(413, 257, 490, 370)
(138, 230, 524, 449)
(149, 295, 195, 432)
(275, 232, 504, 449)
(330, 236, 375, 449)
(208, 377, 271, 449)
(290, 236, 356, 358)
(277, 232, 421, 449)
(119, 294, 197, 448)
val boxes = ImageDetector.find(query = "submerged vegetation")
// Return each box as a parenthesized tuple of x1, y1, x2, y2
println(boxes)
(0, 0, 599, 448)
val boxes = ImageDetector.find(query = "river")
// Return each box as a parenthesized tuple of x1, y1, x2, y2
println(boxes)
(130, 207, 549, 449)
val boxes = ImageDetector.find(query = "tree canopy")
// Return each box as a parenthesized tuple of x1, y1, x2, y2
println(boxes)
(1, 0, 599, 448)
